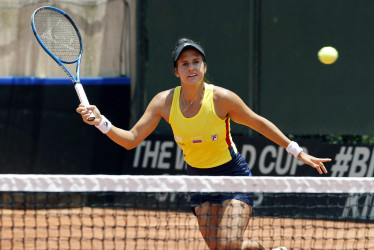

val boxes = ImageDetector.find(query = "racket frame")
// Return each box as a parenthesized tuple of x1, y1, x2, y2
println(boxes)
(31, 6, 95, 121)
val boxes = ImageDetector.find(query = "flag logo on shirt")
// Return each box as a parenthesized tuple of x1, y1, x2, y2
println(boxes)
(191, 137, 203, 144)
(211, 134, 218, 141)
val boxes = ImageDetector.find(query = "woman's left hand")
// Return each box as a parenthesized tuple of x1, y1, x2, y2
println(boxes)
(297, 151, 331, 174)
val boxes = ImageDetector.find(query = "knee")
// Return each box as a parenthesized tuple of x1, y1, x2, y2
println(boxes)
(241, 239, 265, 250)
(216, 240, 263, 250)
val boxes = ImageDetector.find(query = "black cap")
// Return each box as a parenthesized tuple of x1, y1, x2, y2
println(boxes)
(172, 42, 206, 66)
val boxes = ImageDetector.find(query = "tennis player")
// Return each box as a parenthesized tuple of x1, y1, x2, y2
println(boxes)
(77, 38, 331, 250)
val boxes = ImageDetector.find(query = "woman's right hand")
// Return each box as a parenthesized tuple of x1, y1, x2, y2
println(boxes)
(76, 104, 102, 126)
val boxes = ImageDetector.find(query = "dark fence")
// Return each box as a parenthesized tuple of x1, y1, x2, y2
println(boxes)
(137, 0, 374, 135)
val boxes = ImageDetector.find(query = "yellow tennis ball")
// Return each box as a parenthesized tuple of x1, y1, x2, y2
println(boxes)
(318, 46, 338, 64)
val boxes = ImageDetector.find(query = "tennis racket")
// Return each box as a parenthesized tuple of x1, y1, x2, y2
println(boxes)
(31, 6, 95, 121)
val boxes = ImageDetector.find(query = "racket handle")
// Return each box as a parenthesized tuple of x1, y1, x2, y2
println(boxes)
(75, 83, 96, 121)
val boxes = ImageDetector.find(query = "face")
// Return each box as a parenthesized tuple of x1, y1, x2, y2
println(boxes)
(174, 48, 207, 85)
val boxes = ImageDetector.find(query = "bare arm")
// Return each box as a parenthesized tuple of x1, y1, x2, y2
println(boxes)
(77, 90, 172, 150)
(107, 99, 162, 149)
(214, 87, 331, 174)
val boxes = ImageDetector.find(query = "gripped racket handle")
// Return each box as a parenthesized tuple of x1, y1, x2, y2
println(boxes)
(75, 83, 96, 121)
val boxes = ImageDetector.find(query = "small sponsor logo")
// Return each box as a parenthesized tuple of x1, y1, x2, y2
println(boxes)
(211, 134, 218, 141)
(174, 135, 183, 142)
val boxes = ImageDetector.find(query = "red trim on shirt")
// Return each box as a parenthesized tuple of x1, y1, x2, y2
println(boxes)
(225, 118, 232, 148)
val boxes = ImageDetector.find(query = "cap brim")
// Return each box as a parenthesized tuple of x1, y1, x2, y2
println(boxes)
(172, 42, 205, 64)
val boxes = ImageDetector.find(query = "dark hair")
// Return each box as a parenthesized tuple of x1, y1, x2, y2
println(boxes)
(172, 38, 206, 67)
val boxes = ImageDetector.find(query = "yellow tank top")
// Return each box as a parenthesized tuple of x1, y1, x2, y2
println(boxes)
(169, 83, 237, 168)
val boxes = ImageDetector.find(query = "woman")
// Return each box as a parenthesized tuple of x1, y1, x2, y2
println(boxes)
(77, 38, 331, 250)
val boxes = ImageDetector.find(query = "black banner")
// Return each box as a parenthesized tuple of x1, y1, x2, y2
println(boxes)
(122, 135, 374, 178)
(0, 77, 130, 174)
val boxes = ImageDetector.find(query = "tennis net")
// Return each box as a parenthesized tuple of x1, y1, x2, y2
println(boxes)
(0, 174, 373, 249)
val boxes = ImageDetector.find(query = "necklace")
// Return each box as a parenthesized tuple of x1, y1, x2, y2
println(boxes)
(181, 91, 194, 111)
(181, 87, 204, 112)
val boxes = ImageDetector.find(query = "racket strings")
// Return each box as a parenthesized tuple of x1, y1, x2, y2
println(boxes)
(34, 9, 81, 62)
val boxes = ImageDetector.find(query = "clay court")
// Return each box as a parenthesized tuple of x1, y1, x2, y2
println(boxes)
(1, 208, 373, 249)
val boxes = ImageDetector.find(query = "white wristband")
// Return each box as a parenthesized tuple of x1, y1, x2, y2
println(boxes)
(286, 141, 303, 157)
(95, 115, 112, 134)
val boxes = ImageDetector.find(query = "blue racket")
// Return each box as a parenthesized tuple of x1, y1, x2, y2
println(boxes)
(31, 6, 95, 121)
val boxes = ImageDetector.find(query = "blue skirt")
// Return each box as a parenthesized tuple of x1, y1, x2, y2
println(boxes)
(187, 147, 254, 213)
